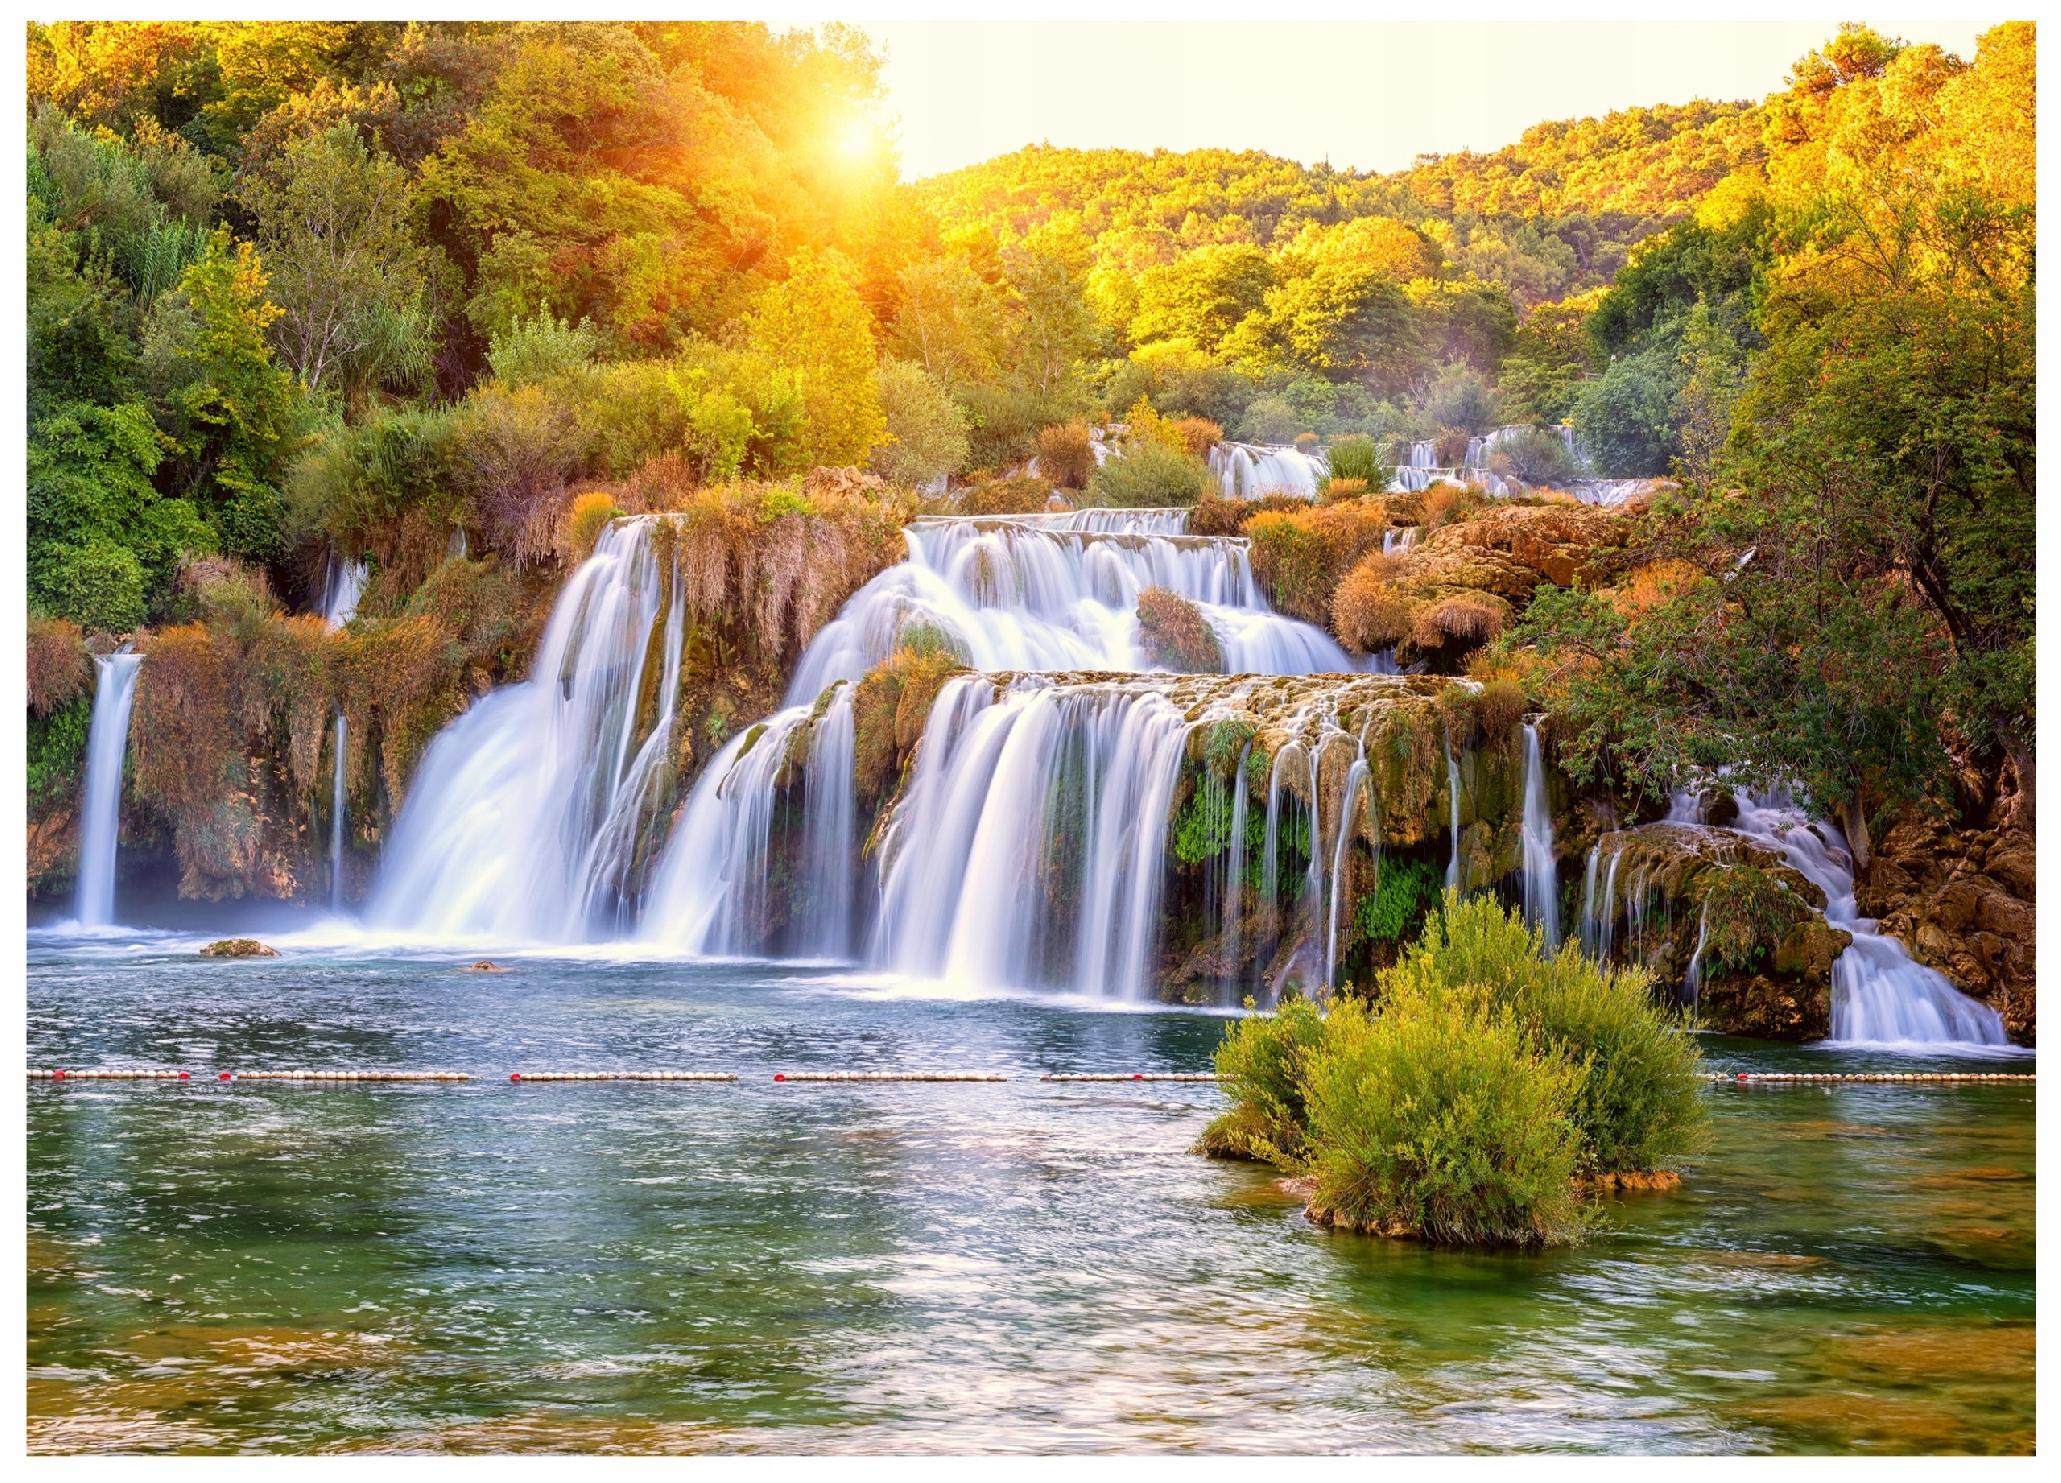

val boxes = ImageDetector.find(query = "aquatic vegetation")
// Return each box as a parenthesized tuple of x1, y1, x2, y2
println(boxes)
(1135, 587, 1223, 673)
(1198, 995, 1325, 1163)
(1302, 993, 1586, 1245)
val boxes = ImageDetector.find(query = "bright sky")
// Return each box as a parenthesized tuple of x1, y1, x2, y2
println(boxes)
(866, 20, 1997, 180)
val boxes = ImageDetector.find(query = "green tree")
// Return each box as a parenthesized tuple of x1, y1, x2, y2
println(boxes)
(744, 248, 885, 469)
(869, 358, 970, 488)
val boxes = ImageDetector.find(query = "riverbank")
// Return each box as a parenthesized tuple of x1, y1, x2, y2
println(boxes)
(27, 944, 2034, 1454)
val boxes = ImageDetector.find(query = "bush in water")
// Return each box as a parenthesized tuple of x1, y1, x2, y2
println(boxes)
(1302, 992, 1585, 1245)
(1244, 498, 1390, 624)
(1085, 438, 1212, 508)
(1198, 995, 1326, 1164)
(1489, 425, 1582, 487)
(1325, 433, 1388, 487)
(1136, 586, 1223, 673)
(1201, 892, 1707, 1244)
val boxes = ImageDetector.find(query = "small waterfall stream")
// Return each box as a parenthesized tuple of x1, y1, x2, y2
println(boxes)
(1519, 721, 1559, 950)
(75, 652, 143, 928)
(321, 552, 365, 909)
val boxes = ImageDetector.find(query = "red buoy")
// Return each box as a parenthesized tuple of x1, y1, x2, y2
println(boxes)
(510, 1072, 522, 1082)
(53, 1068, 65, 1081)
(219, 1071, 232, 1081)
(1736, 1072, 1749, 1082)
(1132, 1072, 1144, 1080)
(178, 1070, 190, 1080)
(773, 1073, 786, 1081)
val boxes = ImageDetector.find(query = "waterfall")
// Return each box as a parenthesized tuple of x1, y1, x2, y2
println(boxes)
(791, 512, 1354, 692)
(321, 553, 364, 909)
(854, 676, 1195, 998)
(795, 683, 857, 959)
(367, 518, 685, 941)
(321, 554, 368, 629)
(1443, 734, 1463, 893)
(1683, 903, 1710, 1008)
(1325, 741, 1371, 989)
(1223, 748, 1249, 993)
(74, 652, 143, 928)
(1209, 442, 1325, 500)
(1724, 789, 2007, 1048)
(329, 714, 348, 910)
(1519, 721, 1559, 949)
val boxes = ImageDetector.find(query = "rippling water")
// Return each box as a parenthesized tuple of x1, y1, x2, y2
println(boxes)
(26, 933, 2036, 1454)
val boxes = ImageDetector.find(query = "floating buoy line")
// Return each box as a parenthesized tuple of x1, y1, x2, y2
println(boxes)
(26, 1068, 2033, 1086)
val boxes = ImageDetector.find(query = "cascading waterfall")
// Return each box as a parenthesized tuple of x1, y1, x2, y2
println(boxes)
(1325, 737, 1372, 988)
(1519, 721, 1559, 949)
(794, 683, 857, 959)
(1222, 748, 1249, 991)
(367, 518, 685, 941)
(860, 676, 1195, 997)
(792, 511, 1354, 691)
(329, 714, 348, 910)
(1208, 442, 1326, 500)
(1723, 789, 2008, 1047)
(74, 652, 143, 928)
(1443, 734, 1463, 893)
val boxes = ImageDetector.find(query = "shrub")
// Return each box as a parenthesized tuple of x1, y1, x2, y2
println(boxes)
(1326, 434, 1388, 486)
(26, 615, 92, 717)
(1321, 477, 1369, 503)
(1417, 363, 1501, 436)
(1381, 893, 1709, 1177)
(571, 360, 754, 486)
(960, 473, 1054, 516)
(1475, 677, 1528, 739)
(1136, 587, 1223, 673)
(1245, 499, 1389, 623)
(1293, 431, 1320, 453)
(1086, 439, 1212, 508)
(1489, 426, 1581, 487)
(486, 307, 600, 388)
(1331, 557, 1417, 653)
(1302, 994, 1583, 1245)
(1188, 491, 1304, 537)
(450, 383, 583, 568)
(36, 541, 148, 633)
(1353, 856, 1441, 948)
(1700, 866, 1810, 976)
(1410, 593, 1511, 653)
(1032, 420, 1096, 489)
(870, 358, 971, 489)
(1239, 393, 1300, 443)
(1169, 416, 1223, 458)
(1432, 427, 1473, 467)
(1198, 996, 1326, 1164)
(852, 643, 963, 803)
(563, 490, 625, 563)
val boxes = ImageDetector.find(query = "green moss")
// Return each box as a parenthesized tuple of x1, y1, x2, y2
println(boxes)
(1700, 865, 1810, 975)
(1173, 772, 1234, 865)
(1353, 857, 1440, 946)
(27, 696, 92, 813)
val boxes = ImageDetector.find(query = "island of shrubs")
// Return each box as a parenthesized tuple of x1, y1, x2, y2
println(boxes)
(1201, 892, 1708, 1247)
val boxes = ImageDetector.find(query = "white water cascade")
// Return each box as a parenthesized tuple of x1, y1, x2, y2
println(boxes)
(1725, 789, 2009, 1048)
(1577, 788, 2011, 1049)
(367, 519, 686, 941)
(75, 651, 143, 928)
(1209, 442, 1326, 500)
(790, 510, 1357, 694)
(321, 553, 364, 909)
(1519, 721, 1559, 949)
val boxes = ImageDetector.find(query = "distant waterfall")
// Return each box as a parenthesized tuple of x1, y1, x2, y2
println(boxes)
(75, 652, 142, 928)
(367, 519, 685, 941)
(1209, 442, 1326, 500)
(1519, 721, 1559, 949)
(329, 714, 348, 910)
(1443, 734, 1463, 893)
(321, 554, 368, 628)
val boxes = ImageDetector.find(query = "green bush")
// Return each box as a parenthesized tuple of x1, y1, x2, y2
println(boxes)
(1325, 434, 1388, 486)
(1085, 438, 1212, 507)
(1488, 425, 1581, 487)
(1381, 893, 1708, 1176)
(1302, 994, 1584, 1246)
(1198, 996, 1326, 1164)
(1354, 857, 1440, 947)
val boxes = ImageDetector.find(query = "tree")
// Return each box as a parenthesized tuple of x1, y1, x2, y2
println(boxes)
(140, 228, 304, 560)
(744, 248, 885, 468)
(237, 122, 438, 402)
(869, 358, 970, 488)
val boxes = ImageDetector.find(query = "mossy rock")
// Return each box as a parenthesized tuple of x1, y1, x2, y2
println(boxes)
(199, 938, 279, 959)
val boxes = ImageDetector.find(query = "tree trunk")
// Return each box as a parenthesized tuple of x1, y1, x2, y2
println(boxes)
(2001, 726, 2036, 835)
(1840, 794, 1873, 876)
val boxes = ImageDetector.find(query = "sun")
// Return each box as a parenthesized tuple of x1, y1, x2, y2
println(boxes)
(832, 114, 879, 166)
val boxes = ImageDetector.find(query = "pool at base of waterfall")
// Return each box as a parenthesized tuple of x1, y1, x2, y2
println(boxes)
(27, 940, 2034, 1455)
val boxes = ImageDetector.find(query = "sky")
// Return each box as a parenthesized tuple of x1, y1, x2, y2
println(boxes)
(864, 20, 1998, 180)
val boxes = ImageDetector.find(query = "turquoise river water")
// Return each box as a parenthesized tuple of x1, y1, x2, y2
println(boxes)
(25, 931, 2035, 1454)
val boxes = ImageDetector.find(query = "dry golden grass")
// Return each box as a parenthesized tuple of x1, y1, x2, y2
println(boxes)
(26, 615, 91, 717)
(1331, 559, 1418, 653)
(1033, 422, 1095, 489)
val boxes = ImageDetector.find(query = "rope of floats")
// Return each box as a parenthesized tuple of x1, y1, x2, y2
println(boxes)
(26, 1068, 2033, 1085)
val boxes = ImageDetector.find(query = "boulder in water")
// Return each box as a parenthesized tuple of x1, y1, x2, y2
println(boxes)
(464, 960, 508, 973)
(199, 938, 279, 958)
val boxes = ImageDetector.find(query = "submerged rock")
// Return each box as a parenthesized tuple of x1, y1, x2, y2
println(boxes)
(199, 938, 279, 958)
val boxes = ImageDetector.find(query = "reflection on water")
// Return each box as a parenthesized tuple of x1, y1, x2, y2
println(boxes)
(26, 942, 2036, 1454)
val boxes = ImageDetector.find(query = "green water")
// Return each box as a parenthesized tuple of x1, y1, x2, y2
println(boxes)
(25, 937, 2035, 1453)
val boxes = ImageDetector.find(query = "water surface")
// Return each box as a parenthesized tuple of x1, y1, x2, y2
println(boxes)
(26, 937, 2035, 1453)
